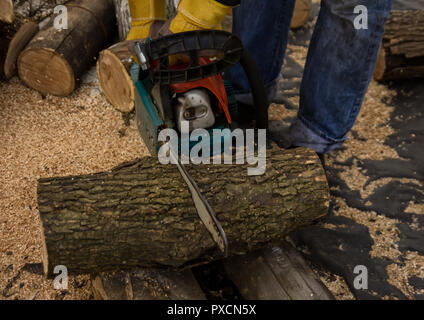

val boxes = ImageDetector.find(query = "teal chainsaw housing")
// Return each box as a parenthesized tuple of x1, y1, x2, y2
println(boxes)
(130, 63, 238, 157)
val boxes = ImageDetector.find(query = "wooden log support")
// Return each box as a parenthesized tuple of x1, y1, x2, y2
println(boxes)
(291, 0, 312, 29)
(92, 269, 205, 300)
(97, 41, 135, 112)
(223, 242, 334, 300)
(374, 10, 424, 81)
(37, 147, 329, 275)
(18, 0, 116, 96)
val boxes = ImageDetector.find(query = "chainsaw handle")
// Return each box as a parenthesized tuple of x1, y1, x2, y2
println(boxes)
(144, 30, 244, 84)
(138, 30, 269, 130)
(239, 48, 269, 130)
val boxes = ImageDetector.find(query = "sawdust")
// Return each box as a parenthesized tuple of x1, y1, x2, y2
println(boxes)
(333, 80, 399, 163)
(333, 198, 402, 262)
(387, 252, 424, 299)
(0, 76, 148, 300)
(287, 44, 309, 69)
(317, 271, 355, 300)
(268, 103, 297, 122)
(404, 201, 424, 215)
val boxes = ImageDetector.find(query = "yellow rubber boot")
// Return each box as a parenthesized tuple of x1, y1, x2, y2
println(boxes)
(170, 0, 235, 33)
(127, 0, 166, 40)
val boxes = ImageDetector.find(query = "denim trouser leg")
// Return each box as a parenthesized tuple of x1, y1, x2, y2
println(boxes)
(292, 0, 394, 153)
(226, 0, 394, 154)
(223, 0, 296, 104)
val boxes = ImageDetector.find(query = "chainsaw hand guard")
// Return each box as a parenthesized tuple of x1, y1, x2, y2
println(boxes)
(134, 30, 269, 130)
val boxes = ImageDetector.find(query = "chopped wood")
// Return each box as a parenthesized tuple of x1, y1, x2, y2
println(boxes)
(4, 21, 38, 79)
(374, 10, 424, 81)
(18, 0, 116, 96)
(97, 41, 135, 112)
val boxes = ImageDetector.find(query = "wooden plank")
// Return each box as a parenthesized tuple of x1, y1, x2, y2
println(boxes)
(224, 242, 334, 300)
(223, 251, 291, 300)
(264, 243, 334, 300)
(92, 269, 205, 300)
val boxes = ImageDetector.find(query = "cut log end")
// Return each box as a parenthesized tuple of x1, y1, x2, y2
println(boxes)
(97, 49, 135, 113)
(290, 0, 311, 29)
(4, 21, 39, 80)
(374, 46, 386, 81)
(18, 48, 75, 96)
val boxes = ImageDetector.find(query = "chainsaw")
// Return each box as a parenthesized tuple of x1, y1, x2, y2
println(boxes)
(130, 30, 269, 256)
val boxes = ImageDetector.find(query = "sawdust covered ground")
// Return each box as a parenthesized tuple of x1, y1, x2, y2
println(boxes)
(0, 76, 149, 300)
(1, 72, 413, 300)
(270, 11, 423, 297)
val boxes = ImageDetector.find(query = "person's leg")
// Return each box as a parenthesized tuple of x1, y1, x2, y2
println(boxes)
(223, 0, 296, 105)
(291, 0, 394, 153)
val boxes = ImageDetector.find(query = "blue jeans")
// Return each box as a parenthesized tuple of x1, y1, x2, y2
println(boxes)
(224, 0, 394, 153)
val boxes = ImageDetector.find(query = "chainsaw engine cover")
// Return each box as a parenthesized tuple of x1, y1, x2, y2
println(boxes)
(130, 63, 237, 157)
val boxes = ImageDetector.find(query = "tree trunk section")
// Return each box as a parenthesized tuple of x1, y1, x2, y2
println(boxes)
(17, 0, 116, 96)
(37, 146, 329, 276)
(1, 1, 71, 80)
(374, 10, 424, 81)
(290, 0, 311, 29)
(97, 41, 135, 112)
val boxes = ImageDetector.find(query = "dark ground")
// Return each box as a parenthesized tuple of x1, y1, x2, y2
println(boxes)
(283, 0, 424, 300)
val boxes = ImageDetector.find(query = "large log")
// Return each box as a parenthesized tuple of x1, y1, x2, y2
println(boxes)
(374, 10, 424, 81)
(18, 0, 116, 96)
(37, 146, 329, 275)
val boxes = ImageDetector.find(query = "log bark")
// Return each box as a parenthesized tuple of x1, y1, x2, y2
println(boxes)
(97, 41, 135, 112)
(374, 10, 424, 81)
(17, 0, 116, 96)
(37, 146, 329, 276)
(290, 0, 311, 29)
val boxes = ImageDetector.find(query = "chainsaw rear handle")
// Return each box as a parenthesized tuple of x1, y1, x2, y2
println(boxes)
(135, 30, 269, 130)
